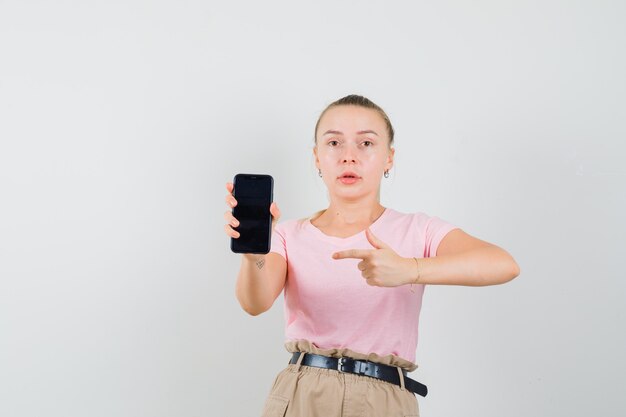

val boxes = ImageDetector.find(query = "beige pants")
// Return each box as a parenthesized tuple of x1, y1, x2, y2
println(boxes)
(261, 341, 420, 417)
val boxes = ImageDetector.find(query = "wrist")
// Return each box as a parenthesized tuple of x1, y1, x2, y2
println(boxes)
(243, 253, 266, 263)
(407, 257, 421, 291)
(403, 257, 419, 286)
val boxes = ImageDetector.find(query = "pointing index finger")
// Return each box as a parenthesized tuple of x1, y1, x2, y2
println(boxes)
(332, 249, 371, 260)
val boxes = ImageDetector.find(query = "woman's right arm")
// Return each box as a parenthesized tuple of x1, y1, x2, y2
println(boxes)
(235, 252, 287, 315)
(224, 182, 287, 316)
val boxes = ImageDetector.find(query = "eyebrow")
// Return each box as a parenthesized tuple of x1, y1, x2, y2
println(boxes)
(322, 130, 379, 136)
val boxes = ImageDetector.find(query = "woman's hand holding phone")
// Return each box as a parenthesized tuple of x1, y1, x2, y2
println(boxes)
(224, 181, 280, 259)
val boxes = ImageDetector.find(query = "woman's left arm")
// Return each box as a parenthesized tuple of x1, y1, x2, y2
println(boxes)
(415, 229, 521, 286)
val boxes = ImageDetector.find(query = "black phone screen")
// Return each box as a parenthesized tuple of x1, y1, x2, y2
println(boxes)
(230, 173, 273, 254)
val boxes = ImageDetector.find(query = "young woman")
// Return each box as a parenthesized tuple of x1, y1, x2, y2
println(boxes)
(224, 94, 520, 417)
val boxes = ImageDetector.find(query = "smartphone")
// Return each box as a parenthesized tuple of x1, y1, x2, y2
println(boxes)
(230, 173, 274, 254)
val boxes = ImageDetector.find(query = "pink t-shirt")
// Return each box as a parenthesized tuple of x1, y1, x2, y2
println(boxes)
(269, 207, 458, 364)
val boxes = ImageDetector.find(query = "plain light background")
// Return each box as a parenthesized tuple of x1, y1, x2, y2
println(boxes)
(1, 1, 624, 416)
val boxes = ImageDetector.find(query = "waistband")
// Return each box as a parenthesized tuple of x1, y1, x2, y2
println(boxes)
(288, 352, 428, 397)
(284, 339, 419, 372)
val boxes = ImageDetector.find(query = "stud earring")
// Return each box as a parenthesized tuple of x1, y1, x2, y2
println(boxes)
(318, 169, 322, 177)
(384, 170, 389, 178)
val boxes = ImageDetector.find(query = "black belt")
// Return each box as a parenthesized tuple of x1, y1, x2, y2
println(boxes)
(289, 352, 428, 397)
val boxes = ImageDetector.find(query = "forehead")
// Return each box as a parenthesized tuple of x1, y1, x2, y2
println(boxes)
(318, 105, 387, 133)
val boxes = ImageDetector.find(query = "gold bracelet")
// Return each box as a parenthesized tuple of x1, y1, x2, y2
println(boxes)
(410, 257, 420, 293)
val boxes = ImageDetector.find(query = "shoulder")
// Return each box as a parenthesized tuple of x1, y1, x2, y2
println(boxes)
(382, 207, 430, 225)
(273, 217, 307, 235)
(383, 207, 456, 232)
(278, 209, 325, 230)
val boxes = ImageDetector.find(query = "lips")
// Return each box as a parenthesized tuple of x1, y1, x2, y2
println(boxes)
(338, 171, 360, 179)
(338, 171, 361, 185)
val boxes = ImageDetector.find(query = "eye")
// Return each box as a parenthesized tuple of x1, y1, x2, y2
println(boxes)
(363, 140, 373, 147)
(328, 140, 339, 146)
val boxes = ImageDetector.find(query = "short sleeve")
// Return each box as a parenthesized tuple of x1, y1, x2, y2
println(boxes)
(269, 222, 287, 260)
(423, 215, 459, 258)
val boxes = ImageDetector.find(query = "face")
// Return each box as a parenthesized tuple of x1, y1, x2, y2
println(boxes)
(313, 105, 394, 199)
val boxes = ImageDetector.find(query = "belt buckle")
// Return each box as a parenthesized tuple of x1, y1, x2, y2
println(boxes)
(337, 357, 345, 373)
(337, 357, 357, 373)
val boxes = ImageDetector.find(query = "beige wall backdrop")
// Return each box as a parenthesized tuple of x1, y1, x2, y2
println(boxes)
(1, 1, 624, 416)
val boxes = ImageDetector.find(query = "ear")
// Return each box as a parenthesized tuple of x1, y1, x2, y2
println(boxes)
(313, 147, 320, 168)
(386, 147, 395, 171)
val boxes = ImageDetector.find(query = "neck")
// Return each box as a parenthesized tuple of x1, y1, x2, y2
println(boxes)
(317, 201, 386, 226)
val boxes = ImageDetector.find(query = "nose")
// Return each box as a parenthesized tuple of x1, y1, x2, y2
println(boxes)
(341, 144, 357, 163)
